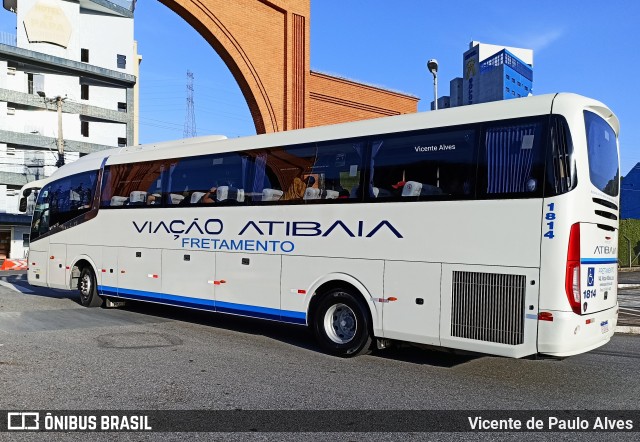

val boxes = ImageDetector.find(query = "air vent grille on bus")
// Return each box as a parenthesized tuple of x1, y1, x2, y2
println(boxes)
(451, 271, 526, 345)
(592, 198, 618, 211)
(594, 210, 617, 221)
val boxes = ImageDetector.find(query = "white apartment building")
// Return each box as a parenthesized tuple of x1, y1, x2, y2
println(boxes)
(0, 0, 138, 259)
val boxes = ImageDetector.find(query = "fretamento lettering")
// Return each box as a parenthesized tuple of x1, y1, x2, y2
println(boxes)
(182, 237, 295, 253)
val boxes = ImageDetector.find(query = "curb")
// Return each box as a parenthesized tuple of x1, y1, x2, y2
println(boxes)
(615, 326, 640, 335)
(618, 284, 640, 289)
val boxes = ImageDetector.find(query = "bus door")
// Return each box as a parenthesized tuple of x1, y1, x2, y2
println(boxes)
(215, 253, 282, 320)
(28, 237, 49, 285)
(47, 243, 67, 289)
(27, 190, 51, 285)
(161, 249, 215, 310)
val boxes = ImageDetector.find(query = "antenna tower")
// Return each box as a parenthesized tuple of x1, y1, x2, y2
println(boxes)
(184, 70, 197, 138)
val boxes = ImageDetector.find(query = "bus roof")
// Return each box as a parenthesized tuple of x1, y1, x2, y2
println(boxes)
(45, 93, 617, 177)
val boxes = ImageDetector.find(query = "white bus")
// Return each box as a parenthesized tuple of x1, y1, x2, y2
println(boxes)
(19, 177, 51, 216)
(26, 93, 620, 358)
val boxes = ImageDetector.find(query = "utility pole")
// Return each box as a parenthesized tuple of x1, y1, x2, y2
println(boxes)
(39, 91, 66, 167)
(55, 96, 64, 167)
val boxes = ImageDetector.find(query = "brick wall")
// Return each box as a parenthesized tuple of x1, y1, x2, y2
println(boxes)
(159, 0, 419, 133)
(308, 71, 418, 127)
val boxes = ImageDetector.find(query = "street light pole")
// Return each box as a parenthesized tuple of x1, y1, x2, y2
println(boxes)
(427, 59, 439, 110)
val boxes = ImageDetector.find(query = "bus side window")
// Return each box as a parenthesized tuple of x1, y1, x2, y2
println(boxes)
(252, 140, 365, 203)
(478, 120, 545, 197)
(369, 128, 476, 200)
(101, 161, 170, 208)
(165, 153, 247, 206)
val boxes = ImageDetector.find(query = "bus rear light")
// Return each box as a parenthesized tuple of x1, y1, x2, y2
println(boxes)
(565, 223, 582, 315)
(586, 318, 594, 325)
(538, 312, 554, 321)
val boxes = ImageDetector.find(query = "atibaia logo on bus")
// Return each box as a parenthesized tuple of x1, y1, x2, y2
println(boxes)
(131, 218, 403, 253)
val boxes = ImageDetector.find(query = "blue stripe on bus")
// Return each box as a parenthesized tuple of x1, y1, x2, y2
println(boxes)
(580, 258, 618, 264)
(98, 285, 306, 325)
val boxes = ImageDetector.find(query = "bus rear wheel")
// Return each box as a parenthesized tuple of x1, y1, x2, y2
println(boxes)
(312, 288, 373, 357)
(78, 267, 103, 307)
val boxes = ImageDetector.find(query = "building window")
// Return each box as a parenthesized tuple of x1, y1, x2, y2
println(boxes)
(23, 233, 29, 248)
(81, 48, 89, 63)
(506, 74, 510, 80)
(506, 87, 510, 92)
(525, 86, 529, 91)
(117, 54, 126, 69)
(512, 91, 515, 96)
(118, 137, 127, 147)
(517, 81, 521, 86)
(512, 78, 515, 83)
(117, 102, 127, 112)
(81, 84, 89, 100)
(81, 121, 89, 137)
(27, 73, 44, 95)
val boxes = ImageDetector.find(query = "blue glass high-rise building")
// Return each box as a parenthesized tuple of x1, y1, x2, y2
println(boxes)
(463, 43, 533, 105)
(433, 41, 534, 109)
(621, 163, 640, 219)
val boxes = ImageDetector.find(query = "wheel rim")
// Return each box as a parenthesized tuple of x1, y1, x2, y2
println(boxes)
(79, 273, 92, 301)
(323, 302, 357, 344)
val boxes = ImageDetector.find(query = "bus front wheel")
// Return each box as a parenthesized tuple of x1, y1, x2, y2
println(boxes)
(78, 267, 103, 307)
(312, 288, 373, 357)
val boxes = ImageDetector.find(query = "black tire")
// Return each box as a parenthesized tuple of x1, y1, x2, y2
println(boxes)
(78, 267, 103, 307)
(312, 288, 373, 357)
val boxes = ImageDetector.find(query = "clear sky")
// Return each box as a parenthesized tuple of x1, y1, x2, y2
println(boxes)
(1, 1, 638, 175)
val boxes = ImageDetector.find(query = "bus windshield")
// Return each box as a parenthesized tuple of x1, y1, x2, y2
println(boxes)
(584, 110, 619, 197)
(30, 170, 98, 241)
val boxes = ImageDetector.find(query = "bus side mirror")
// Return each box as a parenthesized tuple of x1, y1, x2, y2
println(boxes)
(23, 188, 31, 197)
(19, 197, 27, 213)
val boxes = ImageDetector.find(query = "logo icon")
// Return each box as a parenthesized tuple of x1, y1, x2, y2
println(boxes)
(7, 412, 39, 430)
(587, 267, 595, 287)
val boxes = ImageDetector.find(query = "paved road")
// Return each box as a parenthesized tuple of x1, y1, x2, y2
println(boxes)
(0, 273, 639, 440)
(619, 269, 640, 285)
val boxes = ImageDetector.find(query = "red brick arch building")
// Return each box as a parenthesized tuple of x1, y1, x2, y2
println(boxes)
(158, 0, 418, 133)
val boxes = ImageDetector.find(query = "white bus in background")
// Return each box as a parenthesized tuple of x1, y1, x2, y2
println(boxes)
(25, 93, 620, 358)
(19, 177, 51, 216)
